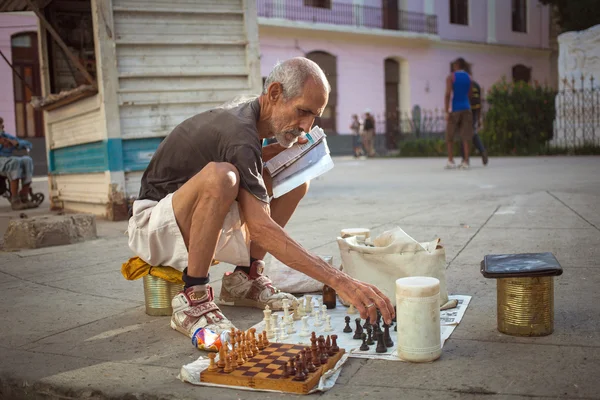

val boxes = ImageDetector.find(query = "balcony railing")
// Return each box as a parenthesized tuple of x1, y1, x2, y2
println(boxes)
(257, 0, 438, 35)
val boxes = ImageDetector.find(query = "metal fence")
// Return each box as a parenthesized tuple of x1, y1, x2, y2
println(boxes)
(257, 0, 438, 35)
(552, 76, 600, 148)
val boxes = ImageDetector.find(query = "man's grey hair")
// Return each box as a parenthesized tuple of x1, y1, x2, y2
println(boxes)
(262, 57, 331, 100)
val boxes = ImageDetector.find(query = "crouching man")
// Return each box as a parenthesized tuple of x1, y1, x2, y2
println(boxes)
(128, 57, 394, 339)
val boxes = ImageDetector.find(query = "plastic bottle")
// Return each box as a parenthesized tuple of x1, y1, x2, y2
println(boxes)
(191, 327, 230, 352)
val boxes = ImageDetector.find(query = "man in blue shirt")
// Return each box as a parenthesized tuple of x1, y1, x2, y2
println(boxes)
(444, 58, 473, 170)
(0, 117, 37, 210)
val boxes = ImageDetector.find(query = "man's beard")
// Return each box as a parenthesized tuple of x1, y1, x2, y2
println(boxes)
(271, 119, 303, 148)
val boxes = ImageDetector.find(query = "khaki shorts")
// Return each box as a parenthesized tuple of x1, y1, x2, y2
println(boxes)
(446, 110, 474, 142)
(127, 193, 251, 270)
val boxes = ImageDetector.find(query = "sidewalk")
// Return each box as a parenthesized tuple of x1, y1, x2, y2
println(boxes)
(1, 157, 599, 399)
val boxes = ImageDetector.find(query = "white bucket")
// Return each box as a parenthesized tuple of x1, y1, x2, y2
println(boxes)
(395, 276, 442, 362)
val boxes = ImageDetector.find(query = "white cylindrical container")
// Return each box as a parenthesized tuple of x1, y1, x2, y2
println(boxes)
(396, 276, 442, 362)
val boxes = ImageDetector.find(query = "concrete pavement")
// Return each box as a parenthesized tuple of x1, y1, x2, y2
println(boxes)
(1, 156, 599, 399)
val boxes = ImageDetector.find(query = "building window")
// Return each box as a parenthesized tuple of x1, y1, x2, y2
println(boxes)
(304, 0, 332, 9)
(512, 0, 527, 32)
(306, 51, 337, 133)
(512, 64, 531, 83)
(449, 0, 468, 25)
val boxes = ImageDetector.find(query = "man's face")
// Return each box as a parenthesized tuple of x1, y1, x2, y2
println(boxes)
(268, 80, 328, 148)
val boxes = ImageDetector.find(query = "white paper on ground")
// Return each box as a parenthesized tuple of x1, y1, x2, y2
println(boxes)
(179, 350, 350, 394)
(249, 294, 471, 362)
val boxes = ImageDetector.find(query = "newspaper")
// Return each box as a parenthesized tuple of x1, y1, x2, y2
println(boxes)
(249, 294, 471, 362)
(264, 126, 326, 177)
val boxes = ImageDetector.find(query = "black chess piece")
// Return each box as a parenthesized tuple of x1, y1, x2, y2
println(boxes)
(363, 316, 370, 330)
(359, 333, 369, 351)
(373, 322, 381, 341)
(376, 309, 382, 326)
(375, 331, 387, 353)
(394, 323, 397, 332)
(383, 323, 394, 348)
(293, 354, 307, 381)
(392, 306, 397, 323)
(353, 318, 364, 339)
(366, 324, 374, 345)
(289, 358, 297, 375)
(343, 316, 352, 333)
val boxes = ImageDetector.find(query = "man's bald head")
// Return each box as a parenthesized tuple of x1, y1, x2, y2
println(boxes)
(263, 57, 331, 101)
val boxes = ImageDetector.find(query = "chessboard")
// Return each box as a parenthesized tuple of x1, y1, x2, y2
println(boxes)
(200, 330, 345, 394)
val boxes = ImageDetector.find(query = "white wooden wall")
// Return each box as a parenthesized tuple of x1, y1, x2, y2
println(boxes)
(112, 0, 262, 140)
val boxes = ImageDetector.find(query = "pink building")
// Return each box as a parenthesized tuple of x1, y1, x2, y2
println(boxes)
(257, 0, 554, 137)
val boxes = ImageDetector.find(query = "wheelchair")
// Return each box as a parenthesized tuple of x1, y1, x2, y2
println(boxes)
(0, 149, 45, 207)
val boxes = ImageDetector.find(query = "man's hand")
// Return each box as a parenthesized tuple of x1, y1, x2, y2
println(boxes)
(0, 138, 17, 147)
(334, 275, 395, 325)
(261, 136, 309, 162)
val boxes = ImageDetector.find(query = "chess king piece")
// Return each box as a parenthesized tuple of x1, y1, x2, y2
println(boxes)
(343, 316, 352, 333)
(375, 330, 387, 353)
(353, 318, 364, 339)
(359, 333, 369, 351)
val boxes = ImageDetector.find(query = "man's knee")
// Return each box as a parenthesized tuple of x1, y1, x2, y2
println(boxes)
(201, 162, 240, 200)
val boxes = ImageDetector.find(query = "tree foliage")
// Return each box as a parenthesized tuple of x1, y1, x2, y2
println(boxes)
(539, 0, 600, 32)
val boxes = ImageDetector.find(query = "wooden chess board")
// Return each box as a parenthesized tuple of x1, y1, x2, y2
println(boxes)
(200, 342, 345, 394)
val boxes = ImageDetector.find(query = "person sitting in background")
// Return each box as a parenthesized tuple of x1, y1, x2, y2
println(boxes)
(0, 117, 38, 210)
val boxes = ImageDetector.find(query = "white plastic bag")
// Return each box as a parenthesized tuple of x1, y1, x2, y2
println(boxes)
(337, 227, 449, 307)
(263, 254, 334, 293)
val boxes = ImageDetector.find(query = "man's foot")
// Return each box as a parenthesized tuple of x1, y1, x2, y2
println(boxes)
(10, 198, 36, 211)
(458, 161, 470, 170)
(482, 151, 489, 166)
(219, 260, 299, 310)
(445, 160, 457, 169)
(170, 285, 235, 338)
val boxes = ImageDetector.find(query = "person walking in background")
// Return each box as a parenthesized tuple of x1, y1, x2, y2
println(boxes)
(350, 114, 364, 158)
(444, 58, 473, 170)
(362, 109, 376, 157)
(460, 65, 489, 166)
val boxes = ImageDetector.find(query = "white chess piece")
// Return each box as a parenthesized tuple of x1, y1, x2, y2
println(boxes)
(299, 316, 310, 337)
(268, 314, 278, 339)
(324, 315, 333, 332)
(314, 309, 322, 327)
(272, 327, 279, 342)
(279, 320, 288, 339)
(348, 304, 357, 315)
(263, 305, 272, 337)
(282, 299, 290, 323)
(305, 295, 313, 313)
(321, 304, 327, 320)
(286, 319, 295, 335)
(317, 297, 323, 311)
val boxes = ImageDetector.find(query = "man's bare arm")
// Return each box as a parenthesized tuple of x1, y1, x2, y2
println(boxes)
(237, 188, 395, 324)
(444, 75, 453, 114)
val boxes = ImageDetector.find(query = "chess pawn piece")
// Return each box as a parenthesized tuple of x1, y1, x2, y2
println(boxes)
(366, 325, 374, 345)
(289, 358, 297, 375)
(305, 295, 313, 313)
(359, 333, 370, 351)
(262, 330, 270, 346)
(207, 353, 218, 372)
(343, 316, 352, 333)
(313, 309, 322, 327)
(363, 317, 371, 330)
(299, 316, 310, 337)
(273, 327, 280, 342)
(286, 319, 296, 335)
(282, 363, 290, 378)
(279, 320, 289, 340)
(321, 304, 328, 320)
(383, 323, 394, 347)
(330, 334, 340, 353)
(353, 318, 364, 339)
(348, 304, 357, 314)
(257, 333, 265, 350)
(324, 315, 333, 332)
(375, 330, 387, 353)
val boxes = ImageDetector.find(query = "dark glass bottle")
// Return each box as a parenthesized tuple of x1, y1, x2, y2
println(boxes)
(322, 284, 337, 309)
